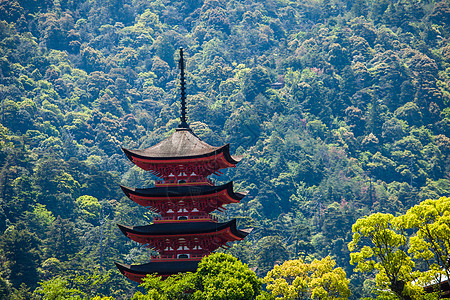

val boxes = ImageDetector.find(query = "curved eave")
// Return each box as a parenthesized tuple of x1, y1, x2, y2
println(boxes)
(120, 181, 247, 203)
(115, 261, 199, 282)
(122, 143, 241, 166)
(117, 219, 249, 240)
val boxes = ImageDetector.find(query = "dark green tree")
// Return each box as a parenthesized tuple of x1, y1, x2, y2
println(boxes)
(45, 216, 81, 261)
(242, 66, 272, 102)
(0, 226, 41, 289)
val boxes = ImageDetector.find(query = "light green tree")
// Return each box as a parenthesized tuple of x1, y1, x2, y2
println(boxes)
(263, 256, 350, 300)
(401, 197, 450, 291)
(133, 253, 263, 300)
(194, 252, 262, 299)
(348, 213, 421, 299)
(132, 273, 196, 300)
(34, 277, 83, 300)
(75, 195, 101, 224)
(33, 271, 112, 300)
(348, 197, 450, 299)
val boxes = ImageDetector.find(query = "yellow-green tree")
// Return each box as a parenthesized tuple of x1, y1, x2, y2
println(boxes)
(348, 198, 450, 299)
(75, 195, 101, 224)
(402, 197, 450, 291)
(263, 256, 350, 300)
(348, 213, 420, 300)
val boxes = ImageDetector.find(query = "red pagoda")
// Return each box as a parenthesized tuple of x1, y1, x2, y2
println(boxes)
(115, 48, 250, 282)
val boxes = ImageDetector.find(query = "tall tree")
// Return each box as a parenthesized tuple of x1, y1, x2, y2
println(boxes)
(45, 216, 80, 261)
(402, 197, 450, 287)
(0, 226, 41, 289)
(348, 213, 417, 299)
(348, 198, 450, 299)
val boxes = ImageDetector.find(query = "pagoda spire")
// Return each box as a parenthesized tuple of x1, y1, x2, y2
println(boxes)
(178, 47, 188, 129)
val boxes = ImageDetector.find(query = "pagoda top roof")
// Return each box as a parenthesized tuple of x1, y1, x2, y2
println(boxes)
(118, 219, 249, 239)
(115, 260, 199, 277)
(122, 128, 242, 163)
(120, 181, 247, 201)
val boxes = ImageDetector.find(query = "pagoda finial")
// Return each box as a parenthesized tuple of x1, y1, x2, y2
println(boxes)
(178, 47, 189, 129)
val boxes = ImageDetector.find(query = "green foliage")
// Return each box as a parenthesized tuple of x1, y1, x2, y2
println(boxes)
(135, 253, 262, 300)
(255, 236, 290, 276)
(264, 256, 351, 300)
(0, 0, 449, 297)
(349, 197, 450, 299)
(46, 216, 81, 261)
(34, 271, 112, 300)
(34, 277, 84, 300)
(132, 273, 196, 300)
(0, 275, 11, 299)
(348, 213, 419, 299)
(75, 195, 101, 224)
(0, 226, 41, 289)
(194, 253, 262, 299)
(402, 197, 450, 280)
(243, 66, 272, 102)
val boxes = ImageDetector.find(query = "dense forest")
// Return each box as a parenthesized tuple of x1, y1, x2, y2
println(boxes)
(0, 0, 449, 298)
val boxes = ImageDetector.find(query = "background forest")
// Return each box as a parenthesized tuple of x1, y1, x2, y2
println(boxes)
(0, 0, 449, 298)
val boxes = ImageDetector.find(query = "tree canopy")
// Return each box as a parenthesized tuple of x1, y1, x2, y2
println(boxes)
(348, 196, 450, 299)
(133, 253, 263, 300)
(264, 256, 350, 300)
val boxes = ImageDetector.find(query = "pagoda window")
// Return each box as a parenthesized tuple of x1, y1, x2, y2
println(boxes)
(167, 209, 174, 213)
(192, 208, 199, 212)
(178, 216, 188, 220)
(178, 254, 190, 259)
(178, 180, 186, 183)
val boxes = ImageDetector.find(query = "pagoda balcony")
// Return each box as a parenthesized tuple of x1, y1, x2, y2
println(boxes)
(155, 177, 215, 186)
(153, 214, 218, 222)
(151, 253, 206, 260)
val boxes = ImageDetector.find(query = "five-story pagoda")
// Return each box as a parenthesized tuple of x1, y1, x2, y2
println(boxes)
(115, 48, 250, 282)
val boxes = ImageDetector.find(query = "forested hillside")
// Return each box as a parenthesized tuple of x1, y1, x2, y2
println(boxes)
(0, 0, 449, 298)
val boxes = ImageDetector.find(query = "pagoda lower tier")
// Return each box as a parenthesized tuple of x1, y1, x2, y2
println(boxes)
(117, 219, 251, 259)
(119, 182, 247, 220)
(115, 260, 200, 283)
